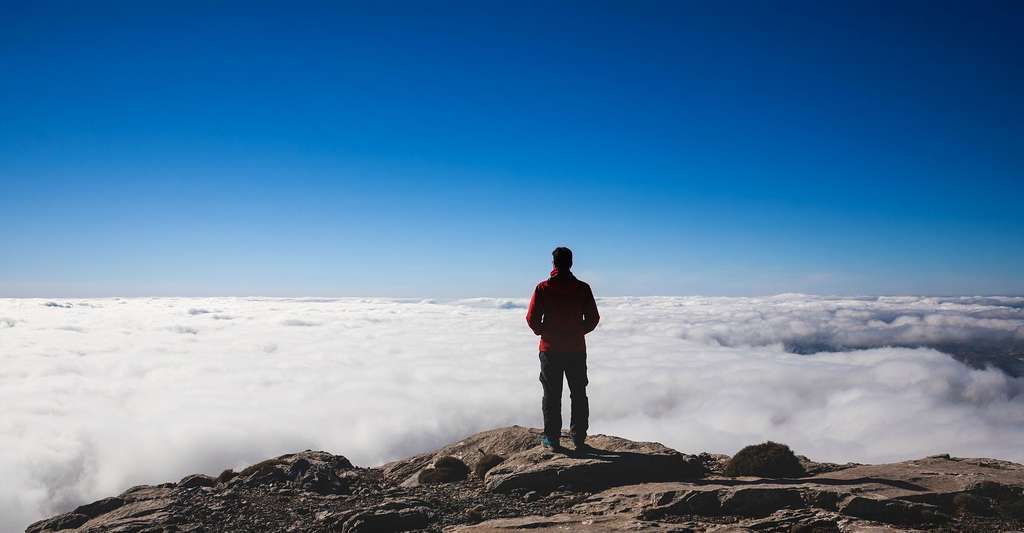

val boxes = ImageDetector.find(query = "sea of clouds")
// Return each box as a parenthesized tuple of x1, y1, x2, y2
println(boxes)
(2, 295, 1023, 531)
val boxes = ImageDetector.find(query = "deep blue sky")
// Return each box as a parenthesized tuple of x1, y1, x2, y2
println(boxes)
(2, 1, 1021, 297)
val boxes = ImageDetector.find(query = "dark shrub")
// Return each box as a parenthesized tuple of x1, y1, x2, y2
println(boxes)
(724, 441, 806, 478)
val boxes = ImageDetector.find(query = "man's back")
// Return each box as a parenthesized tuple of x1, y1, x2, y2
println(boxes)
(526, 268, 600, 353)
(527, 246, 598, 450)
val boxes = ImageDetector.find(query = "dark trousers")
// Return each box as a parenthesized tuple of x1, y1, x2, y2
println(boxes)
(539, 351, 589, 440)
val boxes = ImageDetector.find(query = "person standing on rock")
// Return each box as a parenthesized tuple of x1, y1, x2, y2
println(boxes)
(526, 246, 600, 451)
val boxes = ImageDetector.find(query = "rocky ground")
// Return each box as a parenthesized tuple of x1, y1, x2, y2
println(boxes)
(26, 426, 1024, 533)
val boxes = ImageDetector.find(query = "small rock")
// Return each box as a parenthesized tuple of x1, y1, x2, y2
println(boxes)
(216, 469, 237, 484)
(242, 461, 288, 486)
(74, 496, 126, 517)
(287, 458, 311, 479)
(178, 474, 216, 489)
(791, 524, 839, 533)
(290, 461, 349, 494)
(474, 451, 506, 479)
(466, 504, 486, 522)
(417, 456, 470, 484)
(523, 490, 540, 502)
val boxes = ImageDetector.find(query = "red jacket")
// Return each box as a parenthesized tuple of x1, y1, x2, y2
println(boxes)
(526, 268, 600, 353)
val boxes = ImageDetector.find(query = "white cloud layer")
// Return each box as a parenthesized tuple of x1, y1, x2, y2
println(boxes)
(1, 295, 1023, 531)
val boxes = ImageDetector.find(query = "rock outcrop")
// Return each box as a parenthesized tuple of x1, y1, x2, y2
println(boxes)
(25, 427, 1024, 532)
(482, 433, 704, 493)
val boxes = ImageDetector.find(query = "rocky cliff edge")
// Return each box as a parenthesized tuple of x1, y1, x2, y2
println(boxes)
(26, 426, 1024, 533)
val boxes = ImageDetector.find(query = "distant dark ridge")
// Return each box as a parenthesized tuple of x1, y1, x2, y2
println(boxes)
(783, 340, 1024, 378)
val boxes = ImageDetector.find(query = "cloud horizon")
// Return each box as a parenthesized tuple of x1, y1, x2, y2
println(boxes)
(2, 295, 1022, 531)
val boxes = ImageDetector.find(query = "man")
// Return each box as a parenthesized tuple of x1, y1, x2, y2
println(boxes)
(526, 247, 600, 451)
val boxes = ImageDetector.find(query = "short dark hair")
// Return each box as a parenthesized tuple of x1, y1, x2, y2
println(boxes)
(552, 247, 573, 270)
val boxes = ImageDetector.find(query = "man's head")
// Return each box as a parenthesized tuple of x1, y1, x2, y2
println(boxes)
(552, 247, 573, 271)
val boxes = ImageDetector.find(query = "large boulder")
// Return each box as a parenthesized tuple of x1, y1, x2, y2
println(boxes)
(382, 426, 703, 492)
(383, 425, 541, 486)
(237, 450, 354, 492)
(483, 433, 704, 493)
(24, 450, 355, 533)
(418, 455, 471, 484)
(26, 486, 175, 533)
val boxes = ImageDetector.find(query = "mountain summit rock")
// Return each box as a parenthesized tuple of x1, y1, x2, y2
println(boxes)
(26, 426, 1024, 532)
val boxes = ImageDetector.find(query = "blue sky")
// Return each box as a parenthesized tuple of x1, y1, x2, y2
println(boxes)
(2, 1, 1021, 297)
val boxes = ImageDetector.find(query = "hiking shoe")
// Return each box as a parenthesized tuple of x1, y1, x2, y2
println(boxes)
(572, 436, 588, 451)
(541, 435, 561, 451)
